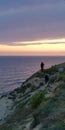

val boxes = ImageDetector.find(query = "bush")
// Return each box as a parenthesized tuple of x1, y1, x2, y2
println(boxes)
(30, 91, 46, 109)
(58, 73, 65, 82)
(44, 66, 58, 75)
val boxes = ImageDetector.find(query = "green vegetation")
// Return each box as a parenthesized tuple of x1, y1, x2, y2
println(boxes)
(1, 63, 65, 130)
(8, 91, 17, 100)
(44, 66, 58, 75)
(30, 91, 46, 109)
(57, 73, 65, 82)
(35, 71, 44, 78)
(33, 83, 65, 129)
(41, 120, 65, 130)
(14, 83, 31, 94)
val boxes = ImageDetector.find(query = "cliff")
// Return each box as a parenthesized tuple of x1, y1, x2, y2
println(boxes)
(0, 62, 65, 130)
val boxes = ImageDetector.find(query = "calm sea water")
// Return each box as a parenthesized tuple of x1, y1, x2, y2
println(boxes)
(0, 56, 65, 94)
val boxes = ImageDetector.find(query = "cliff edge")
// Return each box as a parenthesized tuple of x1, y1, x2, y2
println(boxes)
(0, 63, 65, 130)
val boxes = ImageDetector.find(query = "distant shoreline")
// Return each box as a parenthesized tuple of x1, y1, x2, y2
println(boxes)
(0, 55, 65, 57)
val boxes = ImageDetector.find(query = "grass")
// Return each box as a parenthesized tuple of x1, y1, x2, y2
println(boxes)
(8, 91, 17, 100)
(14, 83, 31, 94)
(1, 64, 65, 130)
(44, 66, 58, 75)
(57, 73, 65, 82)
(1, 105, 32, 129)
(36, 83, 65, 129)
(30, 90, 47, 109)
(29, 83, 65, 129)
(41, 120, 65, 130)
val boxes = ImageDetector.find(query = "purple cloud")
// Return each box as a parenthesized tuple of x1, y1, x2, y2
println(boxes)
(0, 0, 65, 44)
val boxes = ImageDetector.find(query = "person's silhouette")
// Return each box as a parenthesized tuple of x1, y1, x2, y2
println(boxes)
(45, 74, 49, 83)
(40, 62, 44, 72)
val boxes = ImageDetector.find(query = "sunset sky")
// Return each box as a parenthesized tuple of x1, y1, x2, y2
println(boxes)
(0, 0, 65, 56)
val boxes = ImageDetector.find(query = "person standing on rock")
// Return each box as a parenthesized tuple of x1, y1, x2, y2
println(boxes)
(40, 62, 44, 72)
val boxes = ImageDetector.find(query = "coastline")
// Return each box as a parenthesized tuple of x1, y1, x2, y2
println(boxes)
(0, 62, 65, 130)
(0, 56, 65, 94)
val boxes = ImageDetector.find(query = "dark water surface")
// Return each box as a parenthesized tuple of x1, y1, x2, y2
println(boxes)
(0, 56, 65, 94)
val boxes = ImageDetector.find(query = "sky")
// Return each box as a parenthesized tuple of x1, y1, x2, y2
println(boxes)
(0, 0, 65, 56)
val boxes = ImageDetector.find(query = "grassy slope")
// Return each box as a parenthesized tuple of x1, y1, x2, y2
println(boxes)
(0, 63, 65, 130)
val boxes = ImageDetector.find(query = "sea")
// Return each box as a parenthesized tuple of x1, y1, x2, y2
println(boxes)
(0, 56, 65, 94)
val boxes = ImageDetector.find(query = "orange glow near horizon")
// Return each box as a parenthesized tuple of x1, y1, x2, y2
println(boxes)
(0, 38, 65, 56)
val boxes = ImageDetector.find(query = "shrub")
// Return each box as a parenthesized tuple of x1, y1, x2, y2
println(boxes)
(57, 73, 65, 82)
(30, 91, 46, 109)
(44, 66, 58, 75)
